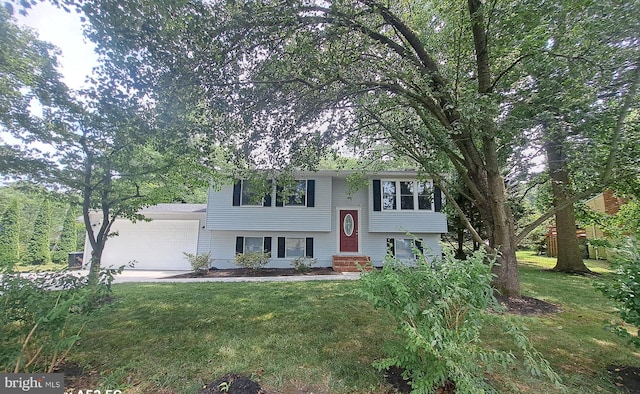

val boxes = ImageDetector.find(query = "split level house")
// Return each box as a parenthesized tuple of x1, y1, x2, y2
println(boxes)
(83, 170, 448, 271)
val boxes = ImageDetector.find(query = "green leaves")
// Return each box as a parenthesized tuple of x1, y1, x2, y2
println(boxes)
(596, 236, 640, 348)
(358, 248, 563, 392)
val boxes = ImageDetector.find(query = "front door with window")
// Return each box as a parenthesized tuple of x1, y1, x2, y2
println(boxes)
(339, 209, 358, 252)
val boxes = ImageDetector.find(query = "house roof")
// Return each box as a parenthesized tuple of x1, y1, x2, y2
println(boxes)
(139, 204, 207, 213)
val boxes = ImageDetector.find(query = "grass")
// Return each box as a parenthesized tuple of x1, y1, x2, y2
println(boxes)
(66, 254, 640, 393)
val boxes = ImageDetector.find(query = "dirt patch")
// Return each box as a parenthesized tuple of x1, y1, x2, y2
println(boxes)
(200, 373, 265, 394)
(495, 295, 560, 315)
(53, 362, 101, 392)
(608, 365, 640, 393)
(385, 366, 456, 393)
(166, 267, 339, 278)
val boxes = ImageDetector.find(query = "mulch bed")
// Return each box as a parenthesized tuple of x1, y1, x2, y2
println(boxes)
(495, 295, 561, 315)
(608, 365, 640, 393)
(166, 267, 339, 278)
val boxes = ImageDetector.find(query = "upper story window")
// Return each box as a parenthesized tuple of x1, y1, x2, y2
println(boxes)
(233, 179, 315, 208)
(282, 180, 307, 206)
(241, 180, 262, 206)
(380, 180, 433, 211)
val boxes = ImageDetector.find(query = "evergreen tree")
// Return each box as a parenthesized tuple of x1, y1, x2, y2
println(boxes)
(0, 199, 20, 267)
(24, 200, 51, 265)
(52, 206, 78, 264)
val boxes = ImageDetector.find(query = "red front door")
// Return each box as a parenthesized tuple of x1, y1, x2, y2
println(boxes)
(339, 210, 358, 252)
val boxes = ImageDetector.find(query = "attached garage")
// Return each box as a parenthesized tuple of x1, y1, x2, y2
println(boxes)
(83, 204, 207, 270)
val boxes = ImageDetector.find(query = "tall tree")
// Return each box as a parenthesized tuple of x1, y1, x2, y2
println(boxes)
(69, 0, 638, 295)
(0, 8, 217, 282)
(52, 205, 78, 263)
(24, 199, 51, 265)
(0, 198, 20, 267)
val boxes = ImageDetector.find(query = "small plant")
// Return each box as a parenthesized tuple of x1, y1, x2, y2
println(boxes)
(183, 252, 211, 275)
(358, 247, 563, 393)
(291, 256, 317, 272)
(234, 252, 270, 270)
(596, 236, 640, 347)
(217, 381, 232, 392)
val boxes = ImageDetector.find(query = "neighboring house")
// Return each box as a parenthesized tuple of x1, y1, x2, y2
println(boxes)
(583, 190, 627, 260)
(82, 204, 207, 270)
(204, 170, 447, 271)
(82, 170, 448, 271)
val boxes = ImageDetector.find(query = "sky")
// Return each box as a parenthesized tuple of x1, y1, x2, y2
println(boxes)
(16, 2, 98, 90)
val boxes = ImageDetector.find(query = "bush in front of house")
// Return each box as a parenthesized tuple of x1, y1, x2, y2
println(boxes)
(358, 248, 563, 393)
(183, 252, 212, 274)
(597, 236, 640, 348)
(290, 256, 317, 272)
(234, 252, 270, 270)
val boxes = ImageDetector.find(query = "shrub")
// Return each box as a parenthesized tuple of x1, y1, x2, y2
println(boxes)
(291, 256, 317, 272)
(0, 199, 20, 267)
(0, 263, 120, 372)
(234, 252, 270, 270)
(358, 248, 563, 393)
(52, 206, 78, 264)
(24, 200, 52, 265)
(183, 252, 212, 274)
(596, 236, 640, 348)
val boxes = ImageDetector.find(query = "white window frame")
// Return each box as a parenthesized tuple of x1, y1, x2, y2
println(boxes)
(283, 180, 307, 207)
(243, 236, 264, 254)
(381, 180, 434, 212)
(392, 238, 423, 260)
(285, 237, 306, 258)
(240, 180, 263, 206)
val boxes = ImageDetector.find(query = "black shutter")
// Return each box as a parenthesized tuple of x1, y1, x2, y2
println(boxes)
(415, 240, 424, 255)
(235, 236, 244, 254)
(373, 180, 381, 211)
(277, 237, 286, 258)
(306, 180, 315, 207)
(434, 186, 442, 212)
(275, 185, 284, 207)
(264, 237, 272, 253)
(387, 238, 395, 256)
(232, 181, 242, 206)
(305, 238, 314, 257)
(263, 180, 273, 207)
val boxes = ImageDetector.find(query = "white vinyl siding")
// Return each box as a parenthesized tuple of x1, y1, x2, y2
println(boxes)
(207, 177, 331, 232)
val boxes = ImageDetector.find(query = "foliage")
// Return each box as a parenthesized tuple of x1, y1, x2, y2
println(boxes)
(23, 200, 51, 265)
(596, 236, 640, 348)
(0, 9, 222, 284)
(183, 252, 211, 274)
(358, 249, 563, 393)
(52, 205, 79, 264)
(603, 200, 640, 240)
(0, 261, 121, 373)
(290, 256, 317, 272)
(0, 198, 20, 267)
(71, 0, 633, 296)
(234, 252, 271, 270)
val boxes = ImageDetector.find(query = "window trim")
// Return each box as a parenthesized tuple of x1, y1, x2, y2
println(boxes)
(380, 179, 434, 212)
(282, 180, 307, 207)
(240, 180, 264, 207)
(235, 236, 272, 254)
(277, 236, 314, 258)
(387, 237, 424, 260)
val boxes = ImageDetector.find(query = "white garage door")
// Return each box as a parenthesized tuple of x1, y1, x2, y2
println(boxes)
(101, 219, 199, 270)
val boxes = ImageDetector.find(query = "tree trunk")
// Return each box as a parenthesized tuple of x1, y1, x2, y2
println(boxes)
(545, 136, 591, 273)
(485, 170, 521, 297)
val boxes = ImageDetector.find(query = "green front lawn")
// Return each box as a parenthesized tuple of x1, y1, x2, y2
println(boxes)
(68, 255, 639, 393)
